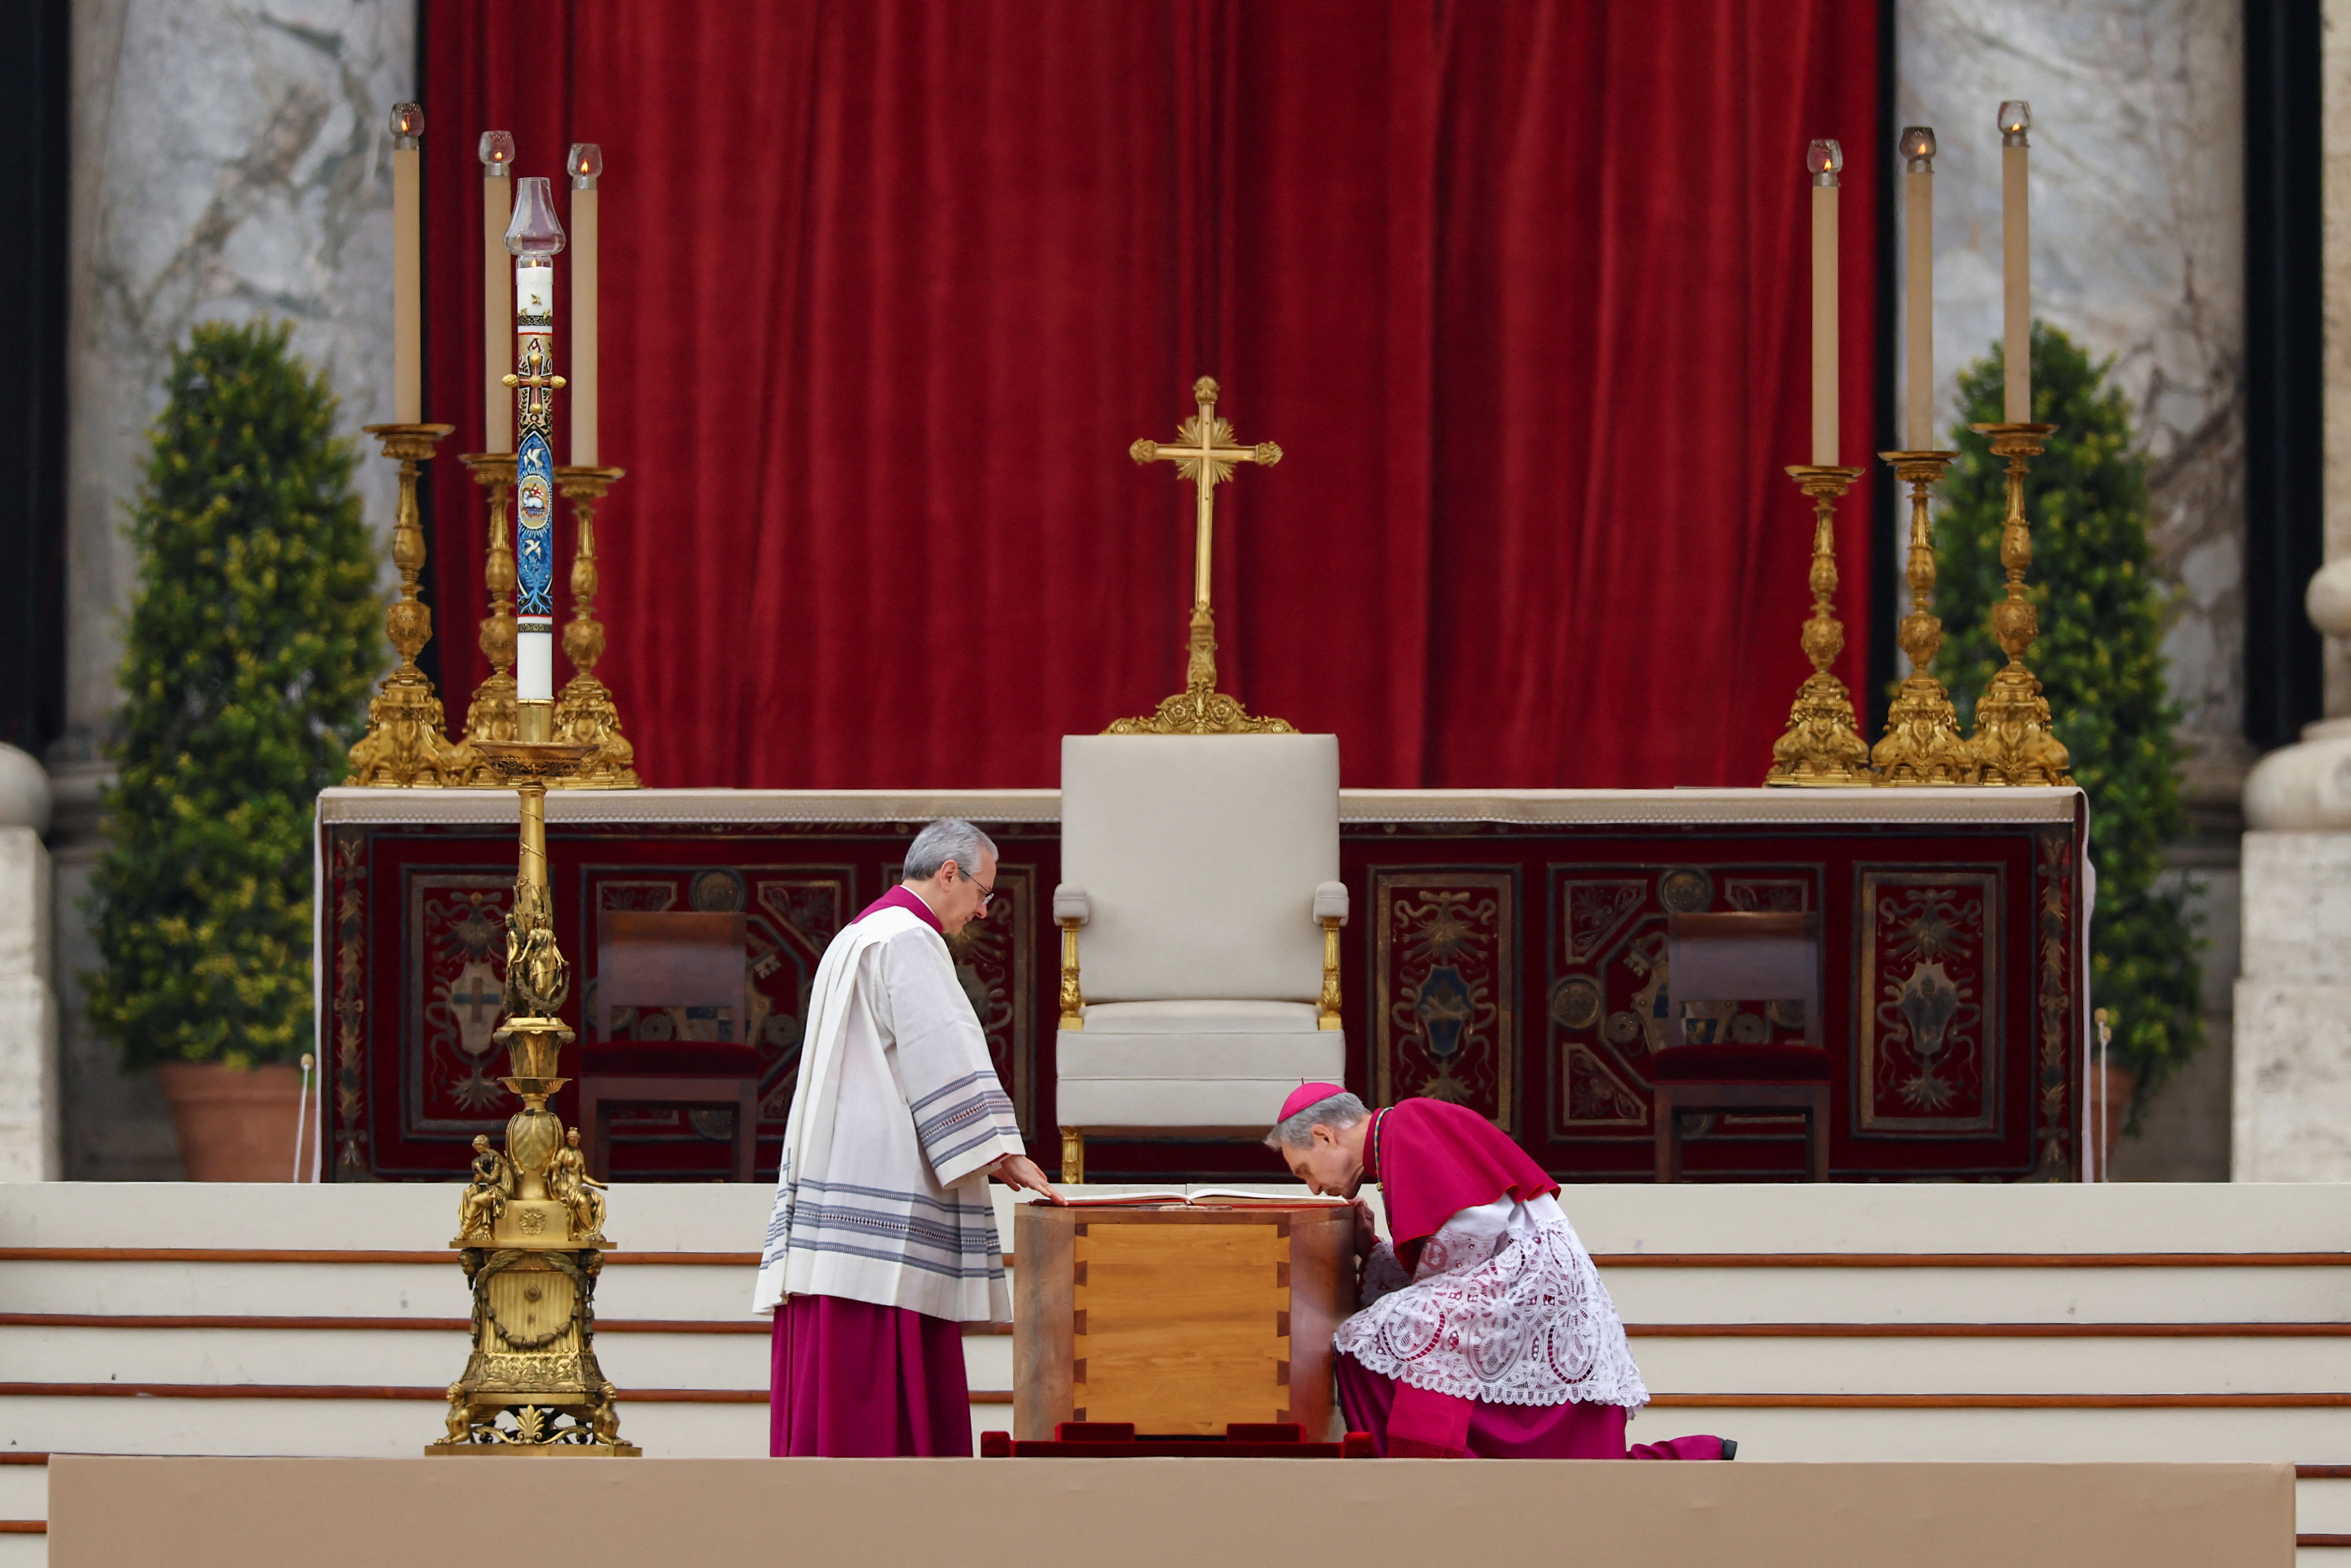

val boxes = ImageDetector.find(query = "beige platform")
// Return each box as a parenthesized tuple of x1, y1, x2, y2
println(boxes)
(44, 1455, 2294, 1568)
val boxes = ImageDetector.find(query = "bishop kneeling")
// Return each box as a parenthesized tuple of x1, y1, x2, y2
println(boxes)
(1270, 1084, 1731, 1461)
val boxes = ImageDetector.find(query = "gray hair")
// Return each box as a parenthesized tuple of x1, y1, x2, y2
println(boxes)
(903, 818, 998, 884)
(1263, 1090, 1370, 1150)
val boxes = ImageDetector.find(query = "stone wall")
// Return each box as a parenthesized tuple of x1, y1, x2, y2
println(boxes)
(56, 0, 413, 1177)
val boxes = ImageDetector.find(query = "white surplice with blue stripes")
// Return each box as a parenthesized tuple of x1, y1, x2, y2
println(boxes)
(753, 903, 1024, 1323)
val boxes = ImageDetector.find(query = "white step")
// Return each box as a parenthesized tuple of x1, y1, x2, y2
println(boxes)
(1626, 1332, 2351, 1394)
(1602, 1266, 2351, 1323)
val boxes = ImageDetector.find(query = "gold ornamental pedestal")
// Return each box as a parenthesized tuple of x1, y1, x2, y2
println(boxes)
(1963, 422, 2073, 787)
(1871, 450, 1971, 785)
(428, 725, 637, 1456)
(550, 464, 639, 787)
(345, 422, 459, 786)
(450, 453, 521, 784)
(1763, 465, 1872, 786)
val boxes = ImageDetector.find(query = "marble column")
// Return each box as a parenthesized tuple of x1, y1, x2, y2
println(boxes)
(57, 0, 415, 1177)
(2230, 0, 2351, 1181)
(1898, 0, 2246, 1178)
(0, 746, 59, 1181)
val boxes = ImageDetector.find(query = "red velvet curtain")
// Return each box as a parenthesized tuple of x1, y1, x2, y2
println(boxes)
(423, 0, 1879, 788)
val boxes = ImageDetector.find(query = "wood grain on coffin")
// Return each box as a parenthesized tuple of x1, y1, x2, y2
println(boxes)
(1075, 1221, 1289, 1435)
(1011, 1205, 1354, 1439)
(1011, 1204, 1075, 1441)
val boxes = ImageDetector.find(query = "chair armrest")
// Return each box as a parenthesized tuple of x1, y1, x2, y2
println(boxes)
(1055, 886, 1087, 1032)
(1314, 883, 1347, 1030)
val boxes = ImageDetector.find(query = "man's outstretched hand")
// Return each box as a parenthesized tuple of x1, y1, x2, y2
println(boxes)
(991, 1153, 1066, 1204)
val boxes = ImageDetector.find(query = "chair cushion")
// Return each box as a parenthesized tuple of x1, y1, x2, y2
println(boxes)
(1056, 1030, 1343, 1130)
(1080, 1000, 1322, 1034)
(1646, 1044, 1832, 1082)
(579, 1041, 764, 1079)
(1061, 733, 1338, 1003)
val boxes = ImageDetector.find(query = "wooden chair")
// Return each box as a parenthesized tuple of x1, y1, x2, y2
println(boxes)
(576, 909, 762, 1183)
(1651, 910, 1832, 1183)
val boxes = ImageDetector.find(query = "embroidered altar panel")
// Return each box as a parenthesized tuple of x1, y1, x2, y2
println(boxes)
(320, 791, 2082, 1183)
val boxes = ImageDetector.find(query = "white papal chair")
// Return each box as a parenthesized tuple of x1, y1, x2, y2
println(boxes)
(1052, 732, 1347, 1182)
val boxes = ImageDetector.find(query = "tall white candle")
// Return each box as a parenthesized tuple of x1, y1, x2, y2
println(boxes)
(1807, 139, 1842, 466)
(1900, 127, 1935, 451)
(1999, 101, 2032, 423)
(506, 177, 568, 710)
(480, 131, 515, 452)
(568, 144, 602, 467)
(390, 104, 423, 424)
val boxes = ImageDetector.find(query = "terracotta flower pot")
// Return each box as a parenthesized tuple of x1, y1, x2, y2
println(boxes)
(154, 1062, 314, 1182)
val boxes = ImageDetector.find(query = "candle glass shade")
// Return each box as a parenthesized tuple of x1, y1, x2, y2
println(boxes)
(506, 176, 567, 256)
(550, 465, 640, 789)
(1870, 450, 1971, 785)
(1961, 422, 2073, 787)
(345, 423, 459, 787)
(1764, 465, 1873, 787)
(450, 453, 521, 784)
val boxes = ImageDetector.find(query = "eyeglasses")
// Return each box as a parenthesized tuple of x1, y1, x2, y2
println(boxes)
(956, 864, 995, 908)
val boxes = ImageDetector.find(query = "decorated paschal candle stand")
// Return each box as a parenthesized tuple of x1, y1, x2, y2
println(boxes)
(344, 110, 638, 789)
(426, 177, 636, 1457)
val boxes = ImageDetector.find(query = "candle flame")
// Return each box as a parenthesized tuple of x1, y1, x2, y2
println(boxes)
(479, 129, 516, 168)
(389, 102, 424, 140)
(1805, 138, 1843, 177)
(1997, 100, 2031, 136)
(568, 142, 604, 181)
(1898, 126, 1936, 163)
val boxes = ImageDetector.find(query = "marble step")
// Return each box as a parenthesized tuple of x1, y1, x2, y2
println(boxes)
(5, 1320, 2341, 1396)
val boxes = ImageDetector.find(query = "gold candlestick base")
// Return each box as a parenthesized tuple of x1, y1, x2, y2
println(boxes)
(450, 453, 521, 786)
(1764, 465, 1873, 787)
(346, 423, 459, 786)
(1963, 423, 2072, 787)
(1871, 450, 1971, 785)
(429, 734, 636, 1456)
(551, 465, 640, 788)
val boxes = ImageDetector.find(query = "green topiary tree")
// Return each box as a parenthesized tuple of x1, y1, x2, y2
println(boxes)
(1931, 322, 2202, 1114)
(87, 320, 382, 1070)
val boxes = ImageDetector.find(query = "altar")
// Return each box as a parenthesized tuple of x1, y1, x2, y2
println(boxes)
(315, 784, 2086, 1185)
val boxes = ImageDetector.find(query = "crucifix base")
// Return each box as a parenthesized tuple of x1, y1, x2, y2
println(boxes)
(1104, 603, 1295, 735)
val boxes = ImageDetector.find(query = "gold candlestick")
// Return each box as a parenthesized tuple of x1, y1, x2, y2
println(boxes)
(551, 465, 639, 789)
(346, 422, 459, 786)
(1871, 450, 1971, 784)
(1764, 465, 1873, 786)
(429, 733, 637, 1456)
(1962, 422, 2072, 786)
(451, 453, 520, 783)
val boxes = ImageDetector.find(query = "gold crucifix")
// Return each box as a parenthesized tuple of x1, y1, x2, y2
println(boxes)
(1107, 376, 1296, 735)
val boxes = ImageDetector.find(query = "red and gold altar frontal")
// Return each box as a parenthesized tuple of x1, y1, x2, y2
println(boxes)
(317, 786, 2085, 1187)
